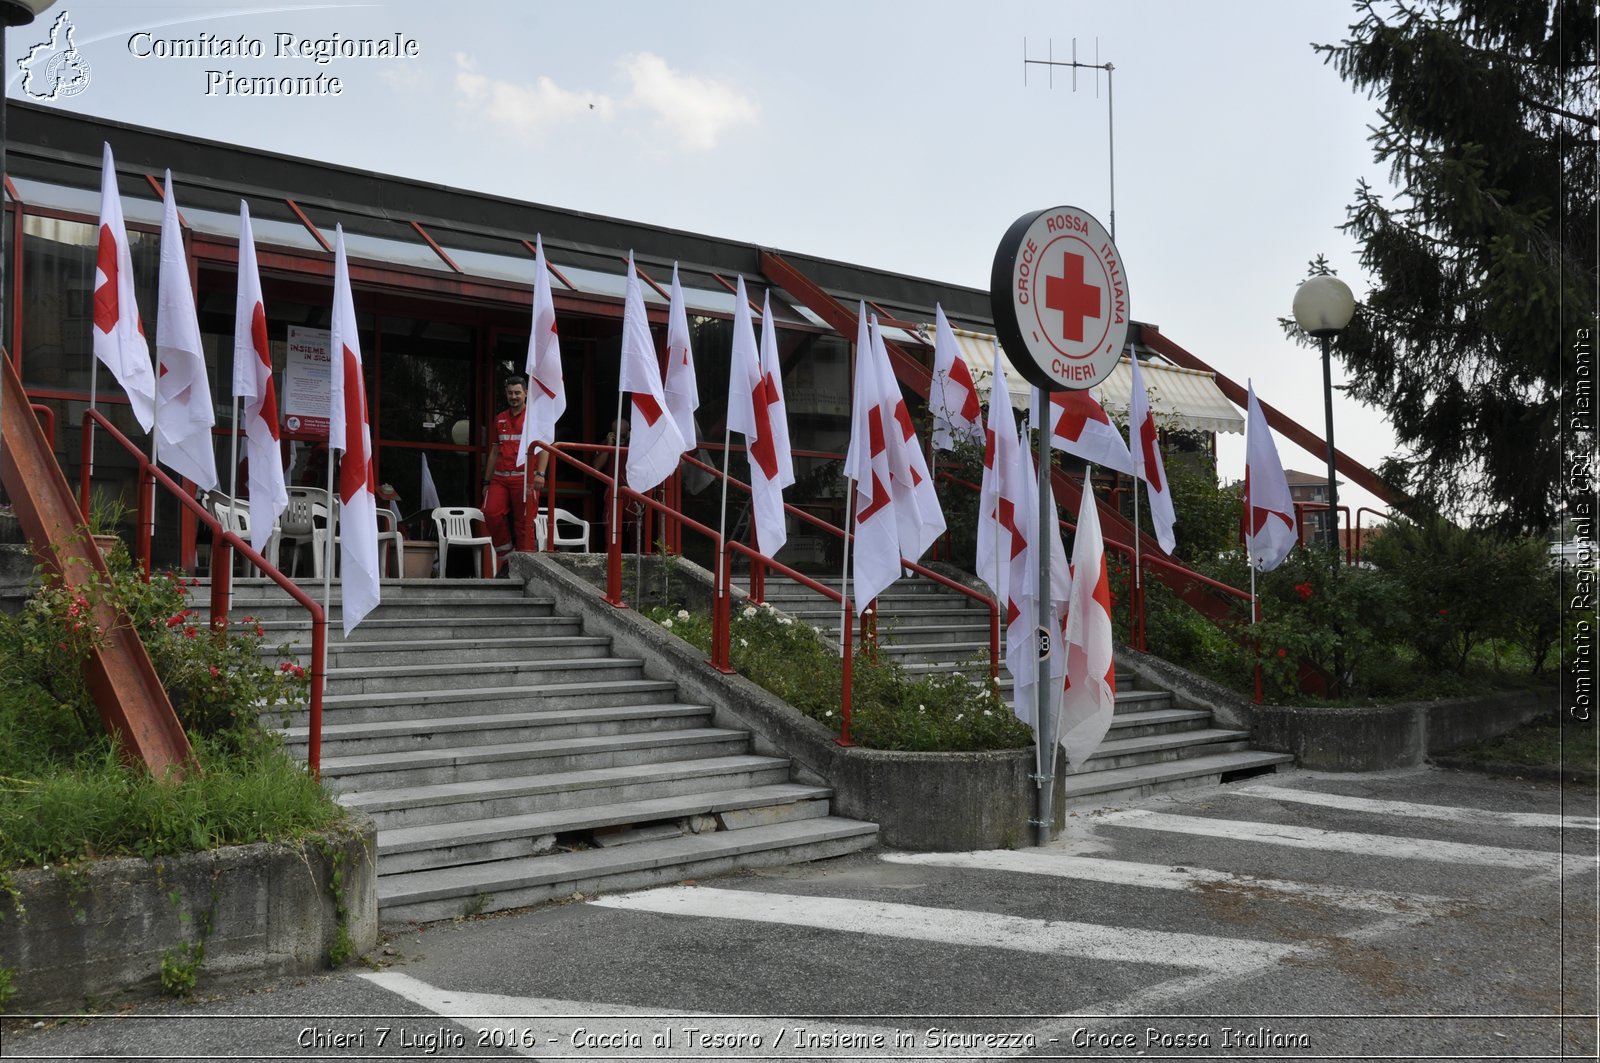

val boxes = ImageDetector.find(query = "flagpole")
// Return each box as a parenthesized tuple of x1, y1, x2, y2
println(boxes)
(838, 479, 856, 659)
(1132, 478, 1143, 649)
(716, 426, 733, 599)
(86, 355, 99, 515)
(322, 446, 336, 617)
(1032, 391, 1056, 846)
(228, 397, 241, 506)
(610, 389, 624, 550)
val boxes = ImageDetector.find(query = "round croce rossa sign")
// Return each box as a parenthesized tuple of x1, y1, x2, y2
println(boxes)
(989, 205, 1129, 391)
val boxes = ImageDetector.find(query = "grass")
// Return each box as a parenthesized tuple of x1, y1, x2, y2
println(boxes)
(1448, 716, 1598, 776)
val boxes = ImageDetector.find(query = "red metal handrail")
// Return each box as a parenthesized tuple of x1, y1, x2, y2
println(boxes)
(29, 403, 54, 443)
(679, 450, 1002, 684)
(81, 409, 329, 776)
(1354, 506, 1391, 560)
(533, 442, 861, 744)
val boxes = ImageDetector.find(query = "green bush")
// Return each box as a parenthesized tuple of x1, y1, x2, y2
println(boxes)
(646, 602, 1031, 752)
(0, 543, 339, 871)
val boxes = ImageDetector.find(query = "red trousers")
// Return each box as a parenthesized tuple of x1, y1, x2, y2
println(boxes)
(483, 474, 538, 554)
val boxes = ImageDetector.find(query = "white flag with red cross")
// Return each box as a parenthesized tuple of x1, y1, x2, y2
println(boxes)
(1128, 354, 1176, 554)
(232, 200, 287, 551)
(154, 171, 218, 492)
(844, 305, 902, 614)
(976, 338, 1012, 602)
(869, 316, 945, 563)
(619, 252, 686, 492)
(92, 142, 156, 433)
(519, 234, 565, 466)
(1049, 387, 1134, 476)
(929, 304, 983, 451)
(1060, 466, 1117, 768)
(726, 276, 786, 555)
(663, 264, 700, 456)
(1243, 381, 1298, 572)
(758, 292, 796, 488)
(328, 225, 380, 634)
(1002, 423, 1041, 727)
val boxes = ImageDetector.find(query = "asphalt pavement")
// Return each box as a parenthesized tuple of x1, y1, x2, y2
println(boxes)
(2, 765, 1595, 1061)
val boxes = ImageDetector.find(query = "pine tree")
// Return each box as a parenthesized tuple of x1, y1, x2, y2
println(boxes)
(1315, 0, 1596, 531)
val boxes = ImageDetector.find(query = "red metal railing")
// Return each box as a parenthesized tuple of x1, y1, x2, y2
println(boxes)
(532, 442, 867, 743)
(81, 409, 329, 776)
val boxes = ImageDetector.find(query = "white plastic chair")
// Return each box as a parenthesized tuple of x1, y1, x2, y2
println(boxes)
(535, 507, 591, 552)
(318, 506, 406, 579)
(432, 506, 496, 578)
(211, 496, 280, 575)
(279, 487, 329, 577)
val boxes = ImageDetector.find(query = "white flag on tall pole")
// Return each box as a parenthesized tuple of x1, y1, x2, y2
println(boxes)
(976, 339, 1012, 602)
(726, 277, 787, 555)
(328, 225, 380, 634)
(758, 292, 795, 488)
(154, 171, 218, 491)
(519, 234, 565, 464)
(618, 252, 686, 491)
(1048, 387, 1134, 476)
(1060, 467, 1117, 768)
(92, 142, 155, 432)
(870, 316, 945, 562)
(1002, 423, 1039, 727)
(231, 200, 287, 551)
(843, 305, 901, 612)
(663, 264, 700, 456)
(1128, 354, 1176, 554)
(929, 304, 983, 451)
(1244, 381, 1298, 572)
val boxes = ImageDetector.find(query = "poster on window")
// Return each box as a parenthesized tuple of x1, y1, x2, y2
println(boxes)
(282, 325, 331, 441)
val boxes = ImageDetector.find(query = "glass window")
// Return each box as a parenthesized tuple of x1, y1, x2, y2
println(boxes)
(21, 213, 159, 397)
(377, 315, 476, 448)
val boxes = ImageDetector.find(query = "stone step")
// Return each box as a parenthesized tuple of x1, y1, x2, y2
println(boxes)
(871, 622, 995, 646)
(377, 783, 836, 874)
(322, 656, 648, 696)
(878, 640, 991, 665)
(277, 678, 683, 727)
(376, 816, 878, 923)
(283, 703, 712, 757)
(204, 577, 531, 602)
(341, 754, 796, 831)
(276, 635, 614, 668)
(1064, 749, 1295, 805)
(319, 728, 752, 792)
(1074, 727, 1253, 773)
(259, 614, 582, 644)
(1103, 707, 1214, 740)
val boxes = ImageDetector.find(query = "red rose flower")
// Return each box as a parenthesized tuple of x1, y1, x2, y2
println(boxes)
(1276, 647, 1288, 657)
(1294, 582, 1314, 601)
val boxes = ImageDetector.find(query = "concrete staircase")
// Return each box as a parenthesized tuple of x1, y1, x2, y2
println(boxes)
(748, 572, 1294, 806)
(195, 577, 876, 924)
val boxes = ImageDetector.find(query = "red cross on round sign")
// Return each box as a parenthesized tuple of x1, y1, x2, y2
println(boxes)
(989, 205, 1129, 391)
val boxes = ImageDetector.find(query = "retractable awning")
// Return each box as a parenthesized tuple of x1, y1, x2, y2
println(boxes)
(916, 323, 1243, 435)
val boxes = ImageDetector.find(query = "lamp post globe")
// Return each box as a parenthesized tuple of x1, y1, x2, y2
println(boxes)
(1292, 274, 1356, 557)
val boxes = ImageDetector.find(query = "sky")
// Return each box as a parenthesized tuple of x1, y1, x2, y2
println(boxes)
(9, 0, 1402, 517)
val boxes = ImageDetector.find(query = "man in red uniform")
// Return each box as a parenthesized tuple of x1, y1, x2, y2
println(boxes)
(481, 376, 547, 563)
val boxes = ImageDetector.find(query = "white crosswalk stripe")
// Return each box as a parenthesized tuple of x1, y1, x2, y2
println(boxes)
(882, 849, 1456, 914)
(589, 885, 1294, 974)
(1226, 783, 1600, 830)
(1091, 808, 1594, 872)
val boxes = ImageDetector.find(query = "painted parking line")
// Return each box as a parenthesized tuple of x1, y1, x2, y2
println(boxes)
(1226, 783, 1600, 831)
(881, 850, 1456, 914)
(1093, 809, 1592, 872)
(360, 971, 907, 1059)
(590, 885, 1293, 974)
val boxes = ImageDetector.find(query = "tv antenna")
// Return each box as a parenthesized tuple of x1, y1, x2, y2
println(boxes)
(1023, 37, 1117, 240)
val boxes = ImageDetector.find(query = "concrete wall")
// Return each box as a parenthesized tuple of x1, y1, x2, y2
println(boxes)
(517, 554, 1060, 850)
(0, 816, 376, 1014)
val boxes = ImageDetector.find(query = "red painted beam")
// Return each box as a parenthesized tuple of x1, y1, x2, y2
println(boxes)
(1137, 324, 1401, 507)
(0, 352, 193, 780)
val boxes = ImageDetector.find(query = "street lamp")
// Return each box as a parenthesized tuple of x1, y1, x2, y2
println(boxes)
(1292, 274, 1355, 555)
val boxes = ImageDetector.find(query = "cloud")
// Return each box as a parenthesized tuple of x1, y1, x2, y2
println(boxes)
(455, 53, 615, 138)
(620, 52, 758, 150)
(454, 52, 756, 151)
